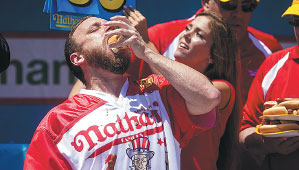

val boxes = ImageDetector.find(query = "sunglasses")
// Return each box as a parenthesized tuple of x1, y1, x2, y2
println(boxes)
(288, 16, 299, 27)
(217, 0, 258, 13)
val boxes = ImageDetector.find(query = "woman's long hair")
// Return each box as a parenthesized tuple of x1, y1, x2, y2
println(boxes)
(196, 12, 242, 170)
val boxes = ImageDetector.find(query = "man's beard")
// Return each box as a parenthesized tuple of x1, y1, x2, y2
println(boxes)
(84, 47, 131, 75)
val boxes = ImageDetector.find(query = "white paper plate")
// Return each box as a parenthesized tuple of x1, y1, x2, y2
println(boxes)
(260, 115, 299, 121)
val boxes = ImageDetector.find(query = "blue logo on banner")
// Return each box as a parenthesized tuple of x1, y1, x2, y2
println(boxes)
(43, 0, 136, 31)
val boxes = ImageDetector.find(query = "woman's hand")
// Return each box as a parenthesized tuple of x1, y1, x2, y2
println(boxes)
(123, 6, 149, 42)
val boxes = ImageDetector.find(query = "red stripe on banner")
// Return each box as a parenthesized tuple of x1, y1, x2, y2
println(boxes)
(87, 125, 164, 159)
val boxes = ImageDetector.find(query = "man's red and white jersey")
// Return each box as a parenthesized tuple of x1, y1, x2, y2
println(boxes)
(24, 75, 213, 170)
(241, 46, 299, 131)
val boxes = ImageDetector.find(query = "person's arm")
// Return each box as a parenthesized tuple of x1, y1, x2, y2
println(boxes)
(105, 16, 221, 115)
(143, 41, 162, 75)
(212, 81, 231, 110)
(123, 7, 161, 75)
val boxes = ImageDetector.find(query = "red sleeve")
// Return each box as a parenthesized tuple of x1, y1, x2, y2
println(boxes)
(149, 74, 214, 147)
(248, 26, 283, 53)
(240, 61, 267, 131)
(24, 95, 105, 170)
(24, 129, 72, 170)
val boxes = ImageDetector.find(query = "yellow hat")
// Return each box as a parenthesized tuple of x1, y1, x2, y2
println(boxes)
(282, 0, 299, 18)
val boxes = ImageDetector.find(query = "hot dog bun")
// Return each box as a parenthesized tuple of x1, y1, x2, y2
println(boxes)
(263, 106, 288, 116)
(107, 35, 122, 45)
(107, 35, 129, 53)
(258, 98, 299, 135)
(263, 101, 278, 109)
(259, 123, 299, 134)
(277, 98, 299, 103)
(277, 101, 299, 110)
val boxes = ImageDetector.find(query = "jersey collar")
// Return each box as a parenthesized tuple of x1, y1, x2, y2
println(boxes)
(79, 78, 129, 103)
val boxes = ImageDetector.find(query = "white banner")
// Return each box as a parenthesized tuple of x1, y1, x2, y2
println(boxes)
(0, 36, 76, 102)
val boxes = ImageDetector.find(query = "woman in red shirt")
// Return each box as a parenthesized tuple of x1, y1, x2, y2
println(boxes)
(124, 9, 241, 170)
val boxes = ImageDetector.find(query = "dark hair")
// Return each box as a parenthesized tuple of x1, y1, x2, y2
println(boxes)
(64, 16, 92, 85)
(0, 33, 10, 73)
(196, 12, 241, 170)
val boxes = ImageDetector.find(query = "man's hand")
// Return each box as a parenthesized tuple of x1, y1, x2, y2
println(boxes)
(104, 15, 149, 60)
(240, 127, 299, 166)
(263, 136, 299, 155)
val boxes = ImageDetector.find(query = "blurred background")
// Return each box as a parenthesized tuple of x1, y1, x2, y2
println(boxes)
(0, 0, 296, 169)
(0, 0, 294, 35)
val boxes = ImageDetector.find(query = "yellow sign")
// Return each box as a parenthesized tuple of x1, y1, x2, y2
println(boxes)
(68, 0, 92, 7)
(100, 0, 126, 12)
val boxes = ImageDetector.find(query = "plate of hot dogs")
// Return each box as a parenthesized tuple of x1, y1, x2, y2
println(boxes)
(257, 98, 299, 137)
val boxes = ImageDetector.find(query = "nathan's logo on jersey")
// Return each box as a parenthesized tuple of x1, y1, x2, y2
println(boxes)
(138, 77, 153, 90)
(127, 137, 154, 170)
(71, 110, 162, 152)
